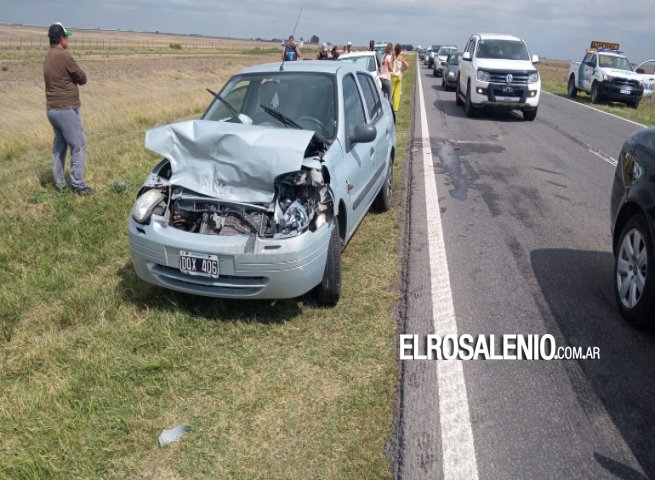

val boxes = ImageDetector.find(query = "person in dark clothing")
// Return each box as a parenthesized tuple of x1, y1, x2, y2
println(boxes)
(316, 43, 329, 60)
(281, 35, 302, 61)
(43, 22, 94, 195)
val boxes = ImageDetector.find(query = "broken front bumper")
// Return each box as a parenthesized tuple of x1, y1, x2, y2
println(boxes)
(128, 216, 331, 299)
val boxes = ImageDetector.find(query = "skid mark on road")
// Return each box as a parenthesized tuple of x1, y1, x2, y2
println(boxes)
(416, 59, 480, 480)
(539, 117, 618, 167)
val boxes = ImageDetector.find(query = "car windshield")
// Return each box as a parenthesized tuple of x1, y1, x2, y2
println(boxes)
(448, 53, 462, 65)
(203, 72, 337, 140)
(599, 54, 634, 71)
(339, 55, 377, 73)
(438, 47, 456, 57)
(476, 39, 530, 60)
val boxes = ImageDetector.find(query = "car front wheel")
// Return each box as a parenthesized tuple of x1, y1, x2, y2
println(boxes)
(315, 221, 342, 307)
(615, 214, 655, 326)
(455, 77, 464, 105)
(591, 82, 602, 104)
(464, 82, 475, 117)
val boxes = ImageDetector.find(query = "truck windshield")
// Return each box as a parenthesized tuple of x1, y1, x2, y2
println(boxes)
(476, 40, 529, 61)
(599, 55, 633, 71)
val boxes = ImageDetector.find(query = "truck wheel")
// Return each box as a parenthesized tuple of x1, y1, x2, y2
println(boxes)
(315, 221, 342, 307)
(523, 108, 538, 121)
(464, 81, 475, 117)
(455, 78, 464, 105)
(628, 99, 640, 109)
(591, 82, 601, 104)
(567, 76, 578, 97)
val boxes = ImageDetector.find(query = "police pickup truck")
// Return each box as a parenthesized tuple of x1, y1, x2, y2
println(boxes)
(567, 42, 644, 108)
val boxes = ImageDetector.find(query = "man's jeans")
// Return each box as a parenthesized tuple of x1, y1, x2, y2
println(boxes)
(46, 108, 88, 190)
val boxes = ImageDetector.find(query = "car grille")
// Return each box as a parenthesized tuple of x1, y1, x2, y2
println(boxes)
(488, 71, 531, 84)
(151, 264, 268, 296)
(612, 78, 640, 88)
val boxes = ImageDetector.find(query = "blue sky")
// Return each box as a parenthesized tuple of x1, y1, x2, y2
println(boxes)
(1, 0, 653, 63)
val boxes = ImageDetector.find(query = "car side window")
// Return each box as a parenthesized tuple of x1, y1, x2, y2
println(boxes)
(582, 53, 593, 65)
(589, 54, 597, 66)
(343, 74, 367, 149)
(357, 72, 382, 123)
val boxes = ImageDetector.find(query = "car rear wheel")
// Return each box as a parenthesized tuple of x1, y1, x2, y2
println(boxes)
(315, 221, 342, 307)
(628, 99, 640, 109)
(372, 157, 393, 212)
(614, 214, 655, 326)
(567, 76, 578, 97)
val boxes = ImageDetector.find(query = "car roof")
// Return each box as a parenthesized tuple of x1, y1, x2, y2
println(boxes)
(338, 51, 377, 59)
(237, 61, 350, 76)
(475, 33, 523, 42)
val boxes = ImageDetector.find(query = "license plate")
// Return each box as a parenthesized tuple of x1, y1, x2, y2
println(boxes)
(620, 89, 631, 94)
(496, 96, 520, 102)
(179, 251, 219, 278)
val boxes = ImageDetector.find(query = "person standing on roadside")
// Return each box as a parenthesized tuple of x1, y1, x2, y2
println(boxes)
(282, 35, 302, 61)
(379, 42, 394, 102)
(345, 41, 353, 54)
(43, 22, 94, 195)
(391, 43, 409, 123)
(316, 43, 329, 60)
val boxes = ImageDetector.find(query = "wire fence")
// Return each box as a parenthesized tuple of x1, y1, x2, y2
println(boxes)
(0, 34, 279, 51)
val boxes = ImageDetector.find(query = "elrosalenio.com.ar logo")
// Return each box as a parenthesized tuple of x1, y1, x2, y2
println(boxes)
(399, 334, 600, 361)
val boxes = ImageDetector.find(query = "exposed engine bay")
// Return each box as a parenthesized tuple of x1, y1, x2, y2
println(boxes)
(141, 160, 332, 239)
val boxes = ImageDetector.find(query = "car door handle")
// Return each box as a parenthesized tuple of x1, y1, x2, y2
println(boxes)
(370, 147, 375, 156)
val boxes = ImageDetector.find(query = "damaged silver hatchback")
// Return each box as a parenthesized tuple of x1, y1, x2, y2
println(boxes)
(128, 61, 395, 305)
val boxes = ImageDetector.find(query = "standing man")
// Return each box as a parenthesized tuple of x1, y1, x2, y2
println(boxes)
(345, 41, 353, 54)
(43, 22, 94, 195)
(281, 35, 302, 61)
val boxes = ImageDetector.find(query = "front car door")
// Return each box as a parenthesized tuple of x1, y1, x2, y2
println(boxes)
(341, 73, 377, 237)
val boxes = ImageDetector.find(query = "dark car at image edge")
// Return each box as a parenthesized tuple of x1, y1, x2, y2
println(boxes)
(611, 128, 655, 325)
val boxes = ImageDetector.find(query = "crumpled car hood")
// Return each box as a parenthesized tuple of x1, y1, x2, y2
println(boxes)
(145, 120, 316, 203)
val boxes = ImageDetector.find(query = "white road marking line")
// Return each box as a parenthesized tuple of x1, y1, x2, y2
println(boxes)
(541, 91, 647, 129)
(417, 60, 480, 480)
(587, 146, 618, 167)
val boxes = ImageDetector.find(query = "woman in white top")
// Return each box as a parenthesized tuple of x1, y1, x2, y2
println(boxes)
(379, 43, 394, 101)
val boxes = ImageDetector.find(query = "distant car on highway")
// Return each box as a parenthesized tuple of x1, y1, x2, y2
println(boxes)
(611, 128, 655, 325)
(442, 52, 462, 90)
(128, 61, 396, 306)
(433, 45, 457, 77)
(427, 45, 442, 69)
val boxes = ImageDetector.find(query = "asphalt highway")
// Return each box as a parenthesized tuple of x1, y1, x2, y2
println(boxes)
(392, 62, 655, 480)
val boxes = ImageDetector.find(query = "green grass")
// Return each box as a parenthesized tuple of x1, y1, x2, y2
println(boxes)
(0, 53, 415, 478)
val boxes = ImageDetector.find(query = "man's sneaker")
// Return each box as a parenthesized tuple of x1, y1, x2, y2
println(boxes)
(54, 183, 68, 193)
(75, 186, 95, 196)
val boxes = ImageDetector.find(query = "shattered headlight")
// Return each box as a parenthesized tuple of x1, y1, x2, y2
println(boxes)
(132, 189, 165, 224)
(281, 200, 310, 233)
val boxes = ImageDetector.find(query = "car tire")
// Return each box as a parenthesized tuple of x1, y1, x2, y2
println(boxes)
(455, 78, 464, 106)
(372, 157, 393, 213)
(591, 82, 601, 104)
(567, 76, 578, 97)
(628, 99, 640, 109)
(433, 67, 438, 77)
(614, 214, 655, 326)
(523, 108, 538, 121)
(464, 81, 475, 117)
(315, 221, 342, 307)
(442, 76, 446, 89)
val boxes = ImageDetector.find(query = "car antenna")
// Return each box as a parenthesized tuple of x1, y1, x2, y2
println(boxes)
(280, 6, 303, 71)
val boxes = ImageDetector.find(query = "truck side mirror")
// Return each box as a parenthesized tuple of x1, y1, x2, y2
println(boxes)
(462, 52, 471, 61)
(531, 54, 540, 64)
(636, 68, 646, 74)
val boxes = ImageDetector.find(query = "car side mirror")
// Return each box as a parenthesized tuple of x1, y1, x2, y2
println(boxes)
(350, 123, 377, 144)
(462, 52, 471, 61)
(636, 68, 646, 74)
(531, 54, 540, 64)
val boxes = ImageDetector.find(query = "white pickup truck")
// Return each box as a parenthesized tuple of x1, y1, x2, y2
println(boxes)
(567, 47, 644, 108)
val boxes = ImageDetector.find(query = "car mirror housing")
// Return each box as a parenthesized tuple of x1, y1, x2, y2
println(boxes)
(531, 54, 540, 64)
(636, 68, 646, 74)
(462, 52, 471, 61)
(350, 123, 377, 145)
